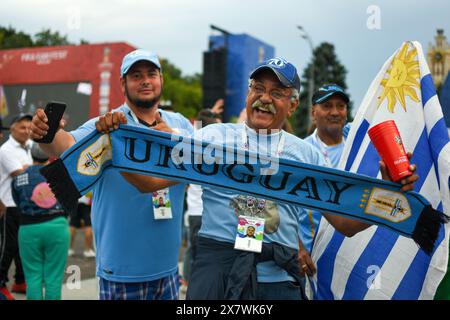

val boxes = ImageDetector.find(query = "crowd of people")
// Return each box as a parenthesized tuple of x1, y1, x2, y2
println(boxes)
(0, 47, 445, 300)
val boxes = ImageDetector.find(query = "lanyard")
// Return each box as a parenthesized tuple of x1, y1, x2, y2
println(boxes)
(128, 108, 159, 127)
(241, 123, 285, 157)
(312, 129, 344, 167)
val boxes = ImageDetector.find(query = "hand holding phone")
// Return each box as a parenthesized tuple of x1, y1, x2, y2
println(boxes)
(33, 101, 66, 144)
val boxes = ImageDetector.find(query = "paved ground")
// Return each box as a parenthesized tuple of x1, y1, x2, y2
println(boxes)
(5, 229, 188, 300)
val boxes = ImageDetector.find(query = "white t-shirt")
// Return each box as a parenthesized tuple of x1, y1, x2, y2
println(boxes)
(0, 136, 33, 207)
(185, 184, 203, 217)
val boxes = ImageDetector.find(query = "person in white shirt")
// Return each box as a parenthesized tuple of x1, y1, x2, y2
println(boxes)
(0, 114, 33, 300)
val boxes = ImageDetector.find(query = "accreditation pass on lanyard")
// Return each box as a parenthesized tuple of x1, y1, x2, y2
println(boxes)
(152, 188, 173, 220)
(234, 215, 265, 253)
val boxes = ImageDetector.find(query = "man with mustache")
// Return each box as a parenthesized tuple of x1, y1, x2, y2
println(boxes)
(30, 49, 193, 300)
(91, 58, 417, 300)
(298, 84, 350, 279)
(184, 59, 348, 300)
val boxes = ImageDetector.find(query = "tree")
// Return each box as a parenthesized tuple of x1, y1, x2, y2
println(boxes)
(0, 26, 34, 49)
(293, 42, 352, 138)
(160, 59, 202, 119)
(0, 25, 85, 50)
(33, 29, 71, 47)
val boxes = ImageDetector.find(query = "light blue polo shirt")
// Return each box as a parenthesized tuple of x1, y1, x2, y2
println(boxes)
(299, 130, 344, 252)
(70, 104, 193, 282)
(195, 123, 326, 283)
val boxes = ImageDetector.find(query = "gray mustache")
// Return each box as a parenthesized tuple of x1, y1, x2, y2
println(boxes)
(251, 100, 277, 115)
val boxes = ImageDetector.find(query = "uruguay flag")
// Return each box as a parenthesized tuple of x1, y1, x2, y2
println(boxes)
(307, 41, 450, 300)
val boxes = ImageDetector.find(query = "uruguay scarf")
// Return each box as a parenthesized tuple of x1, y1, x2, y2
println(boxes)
(41, 124, 448, 254)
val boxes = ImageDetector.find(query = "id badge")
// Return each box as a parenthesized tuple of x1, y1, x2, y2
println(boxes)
(152, 188, 172, 220)
(234, 215, 265, 253)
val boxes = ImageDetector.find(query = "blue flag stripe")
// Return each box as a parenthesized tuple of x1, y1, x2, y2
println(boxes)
(421, 74, 436, 106)
(317, 137, 387, 299)
(316, 138, 382, 299)
(356, 143, 380, 178)
(410, 128, 434, 192)
(315, 232, 345, 300)
(392, 208, 445, 300)
(342, 228, 399, 299)
(392, 250, 433, 299)
(345, 119, 370, 171)
(429, 119, 449, 173)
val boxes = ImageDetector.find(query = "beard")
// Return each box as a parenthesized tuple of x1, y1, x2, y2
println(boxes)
(125, 85, 161, 110)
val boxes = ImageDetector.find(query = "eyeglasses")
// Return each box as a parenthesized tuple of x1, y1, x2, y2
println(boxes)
(249, 83, 291, 100)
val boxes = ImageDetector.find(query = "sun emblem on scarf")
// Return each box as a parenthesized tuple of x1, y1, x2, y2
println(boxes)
(378, 42, 420, 113)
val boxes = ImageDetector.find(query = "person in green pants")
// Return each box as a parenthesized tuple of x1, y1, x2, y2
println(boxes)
(12, 143, 69, 300)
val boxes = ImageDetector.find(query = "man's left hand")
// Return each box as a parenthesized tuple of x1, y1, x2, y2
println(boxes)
(298, 245, 316, 277)
(380, 152, 418, 192)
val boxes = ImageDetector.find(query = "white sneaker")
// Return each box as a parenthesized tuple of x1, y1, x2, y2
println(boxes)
(83, 249, 96, 258)
(68, 249, 75, 257)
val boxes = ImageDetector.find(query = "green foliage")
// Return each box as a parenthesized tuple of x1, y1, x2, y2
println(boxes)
(293, 42, 352, 138)
(0, 25, 88, 50)
(160, 59, 202, 119)
(0, 26, 34, 49)
(34, 29, 71, 47)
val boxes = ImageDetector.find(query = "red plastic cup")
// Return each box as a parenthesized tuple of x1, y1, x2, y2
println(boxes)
(368, 120, 412, 182)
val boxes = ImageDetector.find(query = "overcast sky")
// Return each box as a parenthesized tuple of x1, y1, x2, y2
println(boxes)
(1, 0, 449, 114)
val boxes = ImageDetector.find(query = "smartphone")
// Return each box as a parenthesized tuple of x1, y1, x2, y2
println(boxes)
(34, 101, 66, 144)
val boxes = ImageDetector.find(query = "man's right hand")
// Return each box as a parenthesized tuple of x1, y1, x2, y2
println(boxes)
(95, 112, 127, 134)
(298, 243, 316, 277)
(31, 108, 65, 141)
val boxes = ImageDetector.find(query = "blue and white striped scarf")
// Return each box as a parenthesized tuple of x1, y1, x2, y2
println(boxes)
(41, 124, 448, 255)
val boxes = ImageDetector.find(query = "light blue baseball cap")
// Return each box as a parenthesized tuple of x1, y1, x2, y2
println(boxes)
(120, 49, 162, 76)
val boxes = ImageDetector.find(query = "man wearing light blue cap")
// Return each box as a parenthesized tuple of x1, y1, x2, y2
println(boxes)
(30, 49, 193, 300)
(120, 49, 162, 77)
